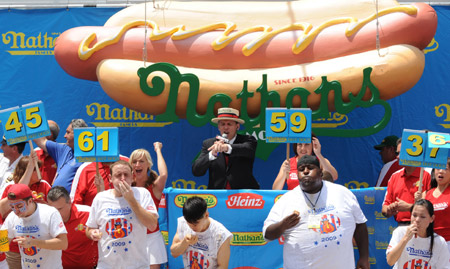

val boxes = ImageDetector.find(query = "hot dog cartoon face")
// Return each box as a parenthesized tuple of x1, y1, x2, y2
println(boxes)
(54, 0, 437, 118)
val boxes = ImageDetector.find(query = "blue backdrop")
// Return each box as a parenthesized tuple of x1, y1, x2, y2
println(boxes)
(0, 5, 449, 190)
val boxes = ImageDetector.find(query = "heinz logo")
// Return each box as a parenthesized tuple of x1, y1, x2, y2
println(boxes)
(226, 193, 265, 209)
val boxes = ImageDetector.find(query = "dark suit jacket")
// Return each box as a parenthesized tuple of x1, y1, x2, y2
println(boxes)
(192, 134, 260, 189)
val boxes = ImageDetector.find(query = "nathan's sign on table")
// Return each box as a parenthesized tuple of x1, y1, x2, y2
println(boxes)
(74, 127, 119, 162)
(265, 108, 312, 143)
(0, 101, 50, 145)
(399, 129, 449, 169)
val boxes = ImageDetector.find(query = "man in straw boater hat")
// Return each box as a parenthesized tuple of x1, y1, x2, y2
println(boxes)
(192, 107, 260, 189)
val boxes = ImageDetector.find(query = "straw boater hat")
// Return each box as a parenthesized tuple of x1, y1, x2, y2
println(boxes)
(211, 107, 245, 124)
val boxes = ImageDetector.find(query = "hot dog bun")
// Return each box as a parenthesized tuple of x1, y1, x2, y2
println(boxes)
(54, 0, 437, 117)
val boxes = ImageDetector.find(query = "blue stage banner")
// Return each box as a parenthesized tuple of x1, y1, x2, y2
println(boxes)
(162, 187, 397, 269)
(0, 5, 450, 191)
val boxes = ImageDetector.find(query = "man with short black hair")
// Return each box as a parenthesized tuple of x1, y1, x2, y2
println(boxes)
(85, 160, 159, 268)
(374, 135, 402, 187)
(34, 119, 87, 192)
(171, 196, 232, 269)
(47, 186, 98, 269)
(263, 155, 369, 268)
(2, 184, 68, 269)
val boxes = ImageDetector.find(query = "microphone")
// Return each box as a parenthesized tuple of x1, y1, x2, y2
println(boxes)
(216, 133, 229, 143)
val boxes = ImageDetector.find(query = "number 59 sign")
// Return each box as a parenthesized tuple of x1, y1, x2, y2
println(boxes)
(0, 101, 50, 145)
(265, 108, 312, 143)
(399, 129, 448, 169)
(74, 127, 119, 162)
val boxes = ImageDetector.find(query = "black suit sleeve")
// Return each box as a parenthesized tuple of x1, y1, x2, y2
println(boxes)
(192, 138, 214, 176)
(230, 135, 257, 158)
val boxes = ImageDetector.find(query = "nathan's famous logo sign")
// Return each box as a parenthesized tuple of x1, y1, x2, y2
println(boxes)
(174, 194, 217, 208)
(231, 232, 267, 246)
(2, 31, 58, 55)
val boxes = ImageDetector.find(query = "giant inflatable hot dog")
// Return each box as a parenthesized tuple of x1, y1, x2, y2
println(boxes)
(54, 0, 437, 117)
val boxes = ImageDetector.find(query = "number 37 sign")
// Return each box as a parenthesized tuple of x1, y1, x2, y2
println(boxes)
(399, 129, 449, 169)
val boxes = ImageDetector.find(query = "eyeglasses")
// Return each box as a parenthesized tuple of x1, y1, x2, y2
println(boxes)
(0, 140, 6, 146)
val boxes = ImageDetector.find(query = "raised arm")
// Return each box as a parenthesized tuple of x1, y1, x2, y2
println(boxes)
(33, 137, 48, 153)
(152, 142, 168, 201)
(312, 137, 338, 181)
(272, 160, 289, 190)
(386, 225, 415, 266)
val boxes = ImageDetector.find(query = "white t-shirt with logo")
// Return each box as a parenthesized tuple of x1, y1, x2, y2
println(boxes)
(3, 203, 67, 269)
(387, 226, 450, 269)
(86, 187, 158, 269)
(177, 217, 232, 269)
(263, 181, 367, 269)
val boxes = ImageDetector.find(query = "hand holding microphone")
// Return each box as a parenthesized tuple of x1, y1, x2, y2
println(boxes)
(208, 133, 230, 156)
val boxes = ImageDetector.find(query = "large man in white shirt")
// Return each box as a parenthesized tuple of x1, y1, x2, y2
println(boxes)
(263, 155, 369, 269)
(85, 160, 159, 268)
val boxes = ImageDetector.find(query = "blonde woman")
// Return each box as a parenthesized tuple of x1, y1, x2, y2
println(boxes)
(129, 142, 168, 268)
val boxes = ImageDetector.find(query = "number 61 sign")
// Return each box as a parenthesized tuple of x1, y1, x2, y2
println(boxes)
(399, 129, 448, 169)
(74, 127, 119, 162)
(265, 108, 312, 143)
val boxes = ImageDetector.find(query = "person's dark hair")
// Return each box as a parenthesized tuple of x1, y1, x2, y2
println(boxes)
(412, 199, 435, 257)
(47, 186, 71, 203)
(71, 119, 88, 129)
(13, 142, 26, 154)
(7, 193, 32, 201)
(292, 132, 317, 156)
(183, 196, 207, 224)
(110, 160, 133, 174)
(430, 168, 437, 189)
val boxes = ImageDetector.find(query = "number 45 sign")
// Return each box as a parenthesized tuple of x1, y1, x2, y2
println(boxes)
(74, 127, 119, 162)
(399, 129, 449, 169)
(0, 101, 50, 145)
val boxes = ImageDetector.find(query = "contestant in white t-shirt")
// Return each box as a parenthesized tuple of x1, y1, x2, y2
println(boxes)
(2, 184, 68, 269)
(171, 196, 232, 269)
(263, 155, 369, 269)
(85, 160, 159, 269)
(386, 199, 450, 268)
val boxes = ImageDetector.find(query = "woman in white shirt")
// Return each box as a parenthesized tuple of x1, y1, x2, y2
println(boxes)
(386, 199, 450, 268)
